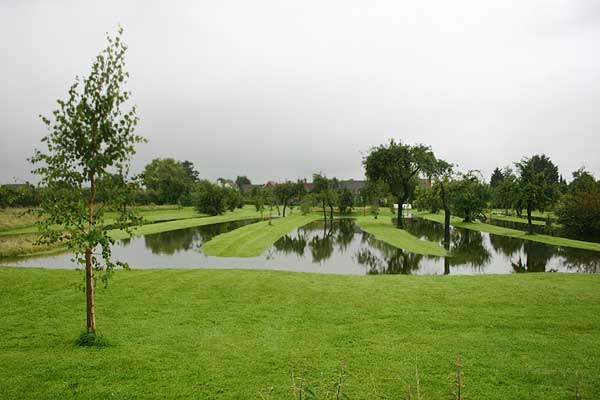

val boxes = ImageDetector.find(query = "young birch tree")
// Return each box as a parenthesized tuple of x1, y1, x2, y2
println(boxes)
(31, 27, 145, 336)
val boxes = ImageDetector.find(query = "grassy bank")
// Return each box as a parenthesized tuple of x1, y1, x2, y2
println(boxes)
(202, 212, 321, 257)
(0, 207, 264, 258)
(355, 214, 449, 257)
(0, 267, 598, 399)
(414, 211, 600, 252)
(0, 206, 205, 237)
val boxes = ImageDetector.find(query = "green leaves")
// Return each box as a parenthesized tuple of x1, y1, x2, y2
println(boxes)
(31, 26, 145, 288)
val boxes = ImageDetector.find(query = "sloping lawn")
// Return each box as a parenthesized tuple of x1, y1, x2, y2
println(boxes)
(202, 213, 321, 257)
(355, 215, 449, 256)
(1, 267, 599, 399)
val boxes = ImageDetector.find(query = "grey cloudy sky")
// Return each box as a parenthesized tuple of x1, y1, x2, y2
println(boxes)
(1, 0, 599, 184)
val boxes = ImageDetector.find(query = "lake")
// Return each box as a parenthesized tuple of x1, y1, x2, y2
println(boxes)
(5, 217, 600, 274)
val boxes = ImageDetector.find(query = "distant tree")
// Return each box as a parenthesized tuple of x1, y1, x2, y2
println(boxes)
(312, 173, 337, 222)
(357, 180, 385, 217)
(0, 183, 41, 208)
(182, 160, 200, 183)
(413, 185, 441, 213)
(251, 186, 266, 218)
(370, 198, 380, 219)
(492, 168, 518, 215)
(96, 173, 139, 213)
(273, 181, 304, 217)
(235, 176, 252, 191)
(299, 193, 315, 215)
(216, 177, 235, 188)
(222, 187, 242, 211)
(30, 27, 144, 336)
(556, 169, 600, 237)
(568, 167, 597, 194)
(363, 139, 437, 228)
(450, 171, 489, 222)
(489, 167, 504, 188)
(192, 181, 227, 216)
(430, 160, 454, 246)
(515, 155, 559, 233)
(338, 188, 354, 214)
(262, 185, 275, 225)
(142, 158, 189, 204)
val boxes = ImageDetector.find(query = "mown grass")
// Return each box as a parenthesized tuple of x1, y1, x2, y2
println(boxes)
(202, 213, 321, 257)
(0, 267, 599, 399)
(0, 206, 206, 237)
(414, 211, 600, 252)
(355, 214, 449, 257)
(0, 206, 263, 258)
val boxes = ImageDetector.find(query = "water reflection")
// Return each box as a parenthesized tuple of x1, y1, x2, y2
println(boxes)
(141, 219, 261, 255)
(487, 217, 600, 243)
(403, 217, 600, 274)
(7, 217, 600, 275)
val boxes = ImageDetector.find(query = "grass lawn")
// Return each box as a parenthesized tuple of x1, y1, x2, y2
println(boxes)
(414, 211, 600, 252)
(0, 207, 262, 258)
(0, 267, 599, 399)
(489, 213, 548, 226)
(355, 214, 448, 257)
(0, 206, 206, 237)
(202, 212, 321, 257)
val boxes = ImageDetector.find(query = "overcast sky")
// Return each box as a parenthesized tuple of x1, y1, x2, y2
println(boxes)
(1, 0, 599, 184)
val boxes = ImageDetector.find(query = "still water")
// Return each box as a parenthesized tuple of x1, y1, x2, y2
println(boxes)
(6, 218, 600, 275)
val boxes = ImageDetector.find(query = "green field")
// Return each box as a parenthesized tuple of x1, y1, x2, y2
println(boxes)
(0, 267, 598, 399)
(414, 211, 600, 252)
(202, 212, 321, 257)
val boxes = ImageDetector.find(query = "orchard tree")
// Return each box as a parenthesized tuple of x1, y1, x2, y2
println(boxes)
(556, 168, 600, 237)
(363, 139, 437, 228)
(338, 188, 354, 214)
(142, 158, 189, 204)
(274, 180, 304, 217)
(30, 27, 145, 336)
(492, 168, 518, 215)
(312, 173, 337, 222)
(515, 155, 559, 233)
(430, 160, 454, 246)
(450, 171, 489, 222)
(192, 181, 226, 215)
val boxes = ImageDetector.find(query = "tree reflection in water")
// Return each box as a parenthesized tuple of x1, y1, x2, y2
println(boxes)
(143, 219, 260, 255)
(355, 232, 424, 275)
(559, 247, 600, 273)
(448, 229, 492, 271)
(489, 234, 522, 257)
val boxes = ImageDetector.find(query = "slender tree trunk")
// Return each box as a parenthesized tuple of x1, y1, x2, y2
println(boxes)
(283, 200, 287, 217)
(444, 256, 450, 275)
(527, 202, 533, 234)
(86, 172, 96, 333)
(444, 208, 451, 247)
(322, 200, 326, 222)
(396, 196, 404, 228)
(329, 205, 333, 222)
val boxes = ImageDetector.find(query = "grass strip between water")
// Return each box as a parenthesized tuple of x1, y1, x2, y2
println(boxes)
(355, 215, 449, 257)
(202, 213, 321, 257)
(414, 211, 600, 252)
